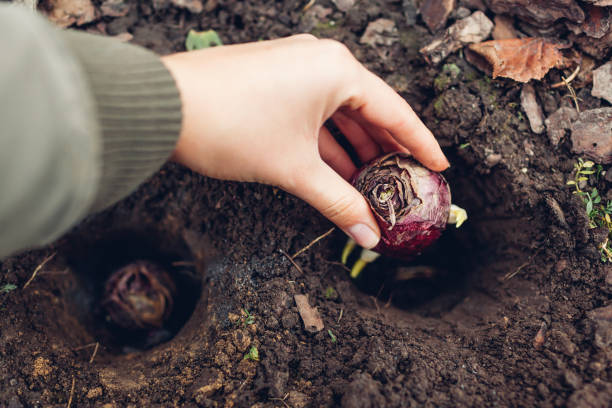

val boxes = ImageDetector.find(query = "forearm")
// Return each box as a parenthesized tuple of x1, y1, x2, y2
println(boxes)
(0, 6, 182, 258)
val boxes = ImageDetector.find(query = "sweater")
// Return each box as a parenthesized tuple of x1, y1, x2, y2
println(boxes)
(0, 4, 183, 258)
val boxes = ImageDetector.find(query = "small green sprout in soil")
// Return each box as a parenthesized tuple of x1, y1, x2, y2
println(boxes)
(567, 158, 612, 262)
(328, 329, 337, 343)
(324, 286, 337, 299)
(1, 283, 17, 294)
(244, 346, 259, 362)
(185, 29, 223, 51)
(242, 309, 255, 327)
(459, 142, 471, 149)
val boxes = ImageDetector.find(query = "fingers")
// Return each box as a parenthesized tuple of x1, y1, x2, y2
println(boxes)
(347, 69, 450, 172)
(318, 126, 356, 180)
(286, 161, 380, 249)
(331, 110, 382, 163)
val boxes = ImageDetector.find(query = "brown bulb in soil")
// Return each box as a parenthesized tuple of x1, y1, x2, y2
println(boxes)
(103, 260, 176, 330)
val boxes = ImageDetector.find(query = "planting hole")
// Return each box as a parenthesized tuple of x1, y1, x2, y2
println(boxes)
(64, 230, 203, 352)
(349, 155, 535, 316)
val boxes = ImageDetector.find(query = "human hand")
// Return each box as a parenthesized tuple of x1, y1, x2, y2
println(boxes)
(162, 34, 449, 249)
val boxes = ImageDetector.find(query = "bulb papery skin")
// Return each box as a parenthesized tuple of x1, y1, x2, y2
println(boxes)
(352, 153, 452, 260)
(103, 260, 176, 330)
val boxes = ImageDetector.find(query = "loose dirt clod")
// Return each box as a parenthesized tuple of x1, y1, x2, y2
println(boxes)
(294, 294, 324, 333)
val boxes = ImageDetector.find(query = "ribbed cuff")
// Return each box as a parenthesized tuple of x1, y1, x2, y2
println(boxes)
(59, 30, 182, 212)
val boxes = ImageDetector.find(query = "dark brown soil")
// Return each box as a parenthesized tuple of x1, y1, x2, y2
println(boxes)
(1, 1, 611, 407)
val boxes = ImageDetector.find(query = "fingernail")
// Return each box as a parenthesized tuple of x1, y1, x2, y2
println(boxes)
(346, 224, 380, 249)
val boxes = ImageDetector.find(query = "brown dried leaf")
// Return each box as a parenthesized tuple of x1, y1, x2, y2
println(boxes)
(46, 0, 96, 28)
(466, 38, 566, 82)
(294, 294, 324, 333)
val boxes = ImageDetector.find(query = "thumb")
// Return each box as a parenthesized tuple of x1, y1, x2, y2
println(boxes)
(287, 161, 381, 249)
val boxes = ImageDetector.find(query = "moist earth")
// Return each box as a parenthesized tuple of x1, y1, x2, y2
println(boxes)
(1, 0, 611, 407)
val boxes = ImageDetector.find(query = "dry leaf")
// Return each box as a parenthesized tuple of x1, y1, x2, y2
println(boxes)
(46, 0, 96, 28)
(466, 38, 566, 82)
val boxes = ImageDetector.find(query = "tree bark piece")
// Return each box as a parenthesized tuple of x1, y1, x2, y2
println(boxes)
(294, 295, 324, 333)
(520, 84, 545, 134)
(420, 11, 493, 65)
(571, 108, 612, 164)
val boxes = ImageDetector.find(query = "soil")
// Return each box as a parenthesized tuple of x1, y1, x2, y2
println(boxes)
(1, 0, 612, 407)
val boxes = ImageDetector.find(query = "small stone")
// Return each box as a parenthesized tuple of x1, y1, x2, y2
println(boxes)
(485, 153, 502, 167)
(454, 6, 471, 19)
(592, 61, 612, 104)
(360, 19, 399, 47)
(545, 107, 578, 147)
(86, 387, 103, 399)
(533, 322, 547, 349)
(521, 83, 545, 134)
(571, 108, 612, 164)
(331, 0, 355, 12)
(171, 0, 203, 13)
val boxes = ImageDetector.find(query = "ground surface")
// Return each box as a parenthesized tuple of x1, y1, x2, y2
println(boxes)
(1, 0, 611, 407)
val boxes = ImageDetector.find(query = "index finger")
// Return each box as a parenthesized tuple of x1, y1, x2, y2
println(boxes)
(346, 68, 450, 172)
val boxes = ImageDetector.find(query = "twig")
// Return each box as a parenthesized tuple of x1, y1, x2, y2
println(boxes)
(66, 376, 75, 408)
(73, 342, 97, 351)
(551, 65, 581, 112)
(302, 0, 316, 12)
(270, 393, 291, 408)
(551, 65, 580, 88)
(291, 227, 335, 259)
(89, 342, 99, 364)
(503, 247, 544, 281)
(171, 261, 195, 267)
(279, 249, 303, 274)
(23, 253, 56, 289)
(337, 308, 344, 323)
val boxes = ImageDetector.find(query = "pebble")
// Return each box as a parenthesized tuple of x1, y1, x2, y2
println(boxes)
(521, 83, 545, 134)
(485, 153, 502, 167)
(592, 61, 612, 104)
(545, 107, 577, 147)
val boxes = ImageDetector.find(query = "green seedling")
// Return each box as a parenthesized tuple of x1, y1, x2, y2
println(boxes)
(328, 329, 337, 343)
(324, 286, 337, 299)
(1, 284, 17, 294)
(185, 29, 223, 51)
(567, 158, 612, 262)
(244, 346, 259, 362)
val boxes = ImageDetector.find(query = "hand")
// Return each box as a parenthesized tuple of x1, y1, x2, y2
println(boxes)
(161, 34, 449, 249)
